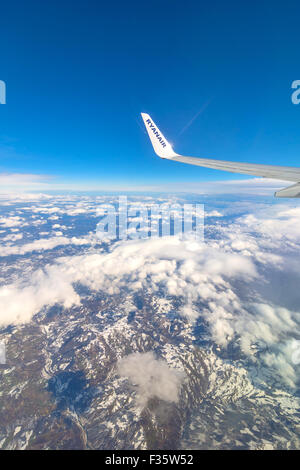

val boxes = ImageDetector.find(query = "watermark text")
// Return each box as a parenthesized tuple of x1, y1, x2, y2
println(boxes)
(0, 80, 6, 104)
(291, 80, 300, 105)
(96, 197, 204, 242)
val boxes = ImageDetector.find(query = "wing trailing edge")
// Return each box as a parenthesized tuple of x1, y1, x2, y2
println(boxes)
(275, 183, 300, 198)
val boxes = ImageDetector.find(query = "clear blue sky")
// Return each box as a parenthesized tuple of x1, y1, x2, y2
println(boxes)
(0, 0, 299, 188)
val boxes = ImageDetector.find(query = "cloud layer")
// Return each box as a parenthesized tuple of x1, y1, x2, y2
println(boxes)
(0, 194, 300, 390)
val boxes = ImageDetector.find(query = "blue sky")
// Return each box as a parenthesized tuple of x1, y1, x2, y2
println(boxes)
(0, 0, 299, 189)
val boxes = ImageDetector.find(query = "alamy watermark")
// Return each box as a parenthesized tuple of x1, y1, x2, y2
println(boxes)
(0, 80, 6, 104)
(96, 196, 204, 241)
(0, 341, 6, 364)
(291, 80, 300, 105)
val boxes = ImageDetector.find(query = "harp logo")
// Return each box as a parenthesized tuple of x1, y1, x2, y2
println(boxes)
(0, 80, 6, 104)
(146, 118, 167, 148)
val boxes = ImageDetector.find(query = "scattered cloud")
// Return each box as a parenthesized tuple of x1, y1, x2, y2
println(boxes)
(118, 351, 185, 406)
(238, 205, 300, 244)
(0, 234, 94, 257)
(0, 216, 26, 227)
(205, 210, 223, 217)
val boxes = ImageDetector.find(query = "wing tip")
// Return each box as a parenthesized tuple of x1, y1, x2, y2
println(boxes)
(140, 113, 178, 159)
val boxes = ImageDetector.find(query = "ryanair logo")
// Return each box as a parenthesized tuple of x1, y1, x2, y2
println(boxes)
(146, 119, 167, 148)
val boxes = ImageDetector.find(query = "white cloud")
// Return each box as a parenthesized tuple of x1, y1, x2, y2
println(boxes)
(0, 192, 53, 202)
(0, 235, 255, 325)
(0, 269, 80, 326)
(1, 233, 23, 242)
(262, 339, 299, 388)
(0, 216, 26, 227)
(0, 234, 94, 256)
(206, 210, 223, 217)
(238, 205, 300, 244)
(118, 351, 185, 406)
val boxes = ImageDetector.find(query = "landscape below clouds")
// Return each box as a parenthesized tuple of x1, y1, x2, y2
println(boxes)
(0, 190, 299, 449)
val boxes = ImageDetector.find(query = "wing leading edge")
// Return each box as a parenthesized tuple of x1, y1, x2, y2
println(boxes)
(141, 112, 300, 198)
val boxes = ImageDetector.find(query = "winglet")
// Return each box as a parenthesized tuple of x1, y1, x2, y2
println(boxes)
(141, 113, 178, 159)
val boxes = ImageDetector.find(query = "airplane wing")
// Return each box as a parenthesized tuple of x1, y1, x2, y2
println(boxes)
(141, 112, 300, 198)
